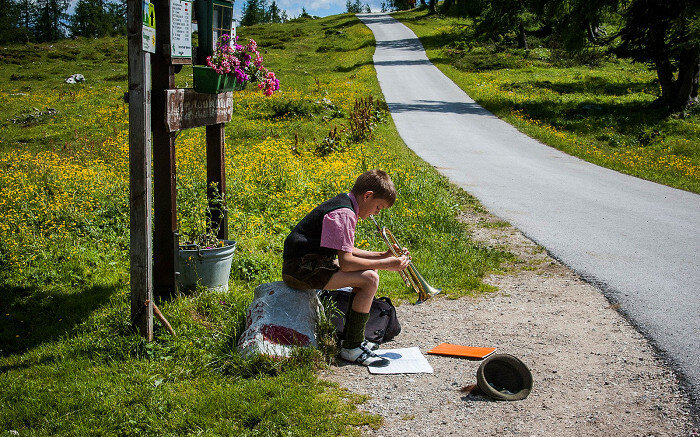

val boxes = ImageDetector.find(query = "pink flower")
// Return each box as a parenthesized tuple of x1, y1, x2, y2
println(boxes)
(205, 35, 280, 96)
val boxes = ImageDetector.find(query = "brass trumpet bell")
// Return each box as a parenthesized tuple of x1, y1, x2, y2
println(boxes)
(371, 216, 441, 303)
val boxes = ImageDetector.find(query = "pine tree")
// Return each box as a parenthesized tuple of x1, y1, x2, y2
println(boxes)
(241, 0, 261, 26)
(268, 0, 281, 23)
(0, 0, 20, 43)
(70, 0, 107, 38)
(17, 0, 37, 33)
(104, 0, 127, 36)
(35, 0, 68, 42)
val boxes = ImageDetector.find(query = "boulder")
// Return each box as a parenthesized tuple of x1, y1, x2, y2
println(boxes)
(237, 281, 322, 358)
(65, 74, 85, 84)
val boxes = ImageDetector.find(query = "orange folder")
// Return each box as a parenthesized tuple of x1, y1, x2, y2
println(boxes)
(427, 343, 496, 359)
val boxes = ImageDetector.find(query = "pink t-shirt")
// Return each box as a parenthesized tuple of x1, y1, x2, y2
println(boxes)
(320, 193, 358, 253)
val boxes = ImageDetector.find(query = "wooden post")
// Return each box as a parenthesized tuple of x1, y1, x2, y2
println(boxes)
(128, 0, 153, 340)
(206, 123, 228, 240)
(152, 0, 179, 299)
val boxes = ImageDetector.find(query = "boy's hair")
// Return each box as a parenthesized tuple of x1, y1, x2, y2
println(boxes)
(351, 169, 396, 206)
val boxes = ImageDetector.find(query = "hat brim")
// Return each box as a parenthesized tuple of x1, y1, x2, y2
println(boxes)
(476, 353, 533, 401)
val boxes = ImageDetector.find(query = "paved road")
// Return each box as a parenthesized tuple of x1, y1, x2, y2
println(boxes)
(358, 13, 700, 410)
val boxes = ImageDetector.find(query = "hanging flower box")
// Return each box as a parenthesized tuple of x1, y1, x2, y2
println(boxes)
(192, 34, 279, 96)
(192, 66, 245, 94)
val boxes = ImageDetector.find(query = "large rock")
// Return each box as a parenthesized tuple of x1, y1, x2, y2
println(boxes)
(237, 281, 322, 358)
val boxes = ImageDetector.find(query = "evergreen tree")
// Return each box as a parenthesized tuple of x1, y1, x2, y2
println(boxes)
(389, 0, 413, 10)
(545, 0, 699, 110)
(474, 0, 539, 50)
(0, 0, 36, 42)
(35, 0, 68, 42)
(241, 0, 261, 26)
(103, 0, 127, 36)
(618, 0, 699, 110)
(0, 0, 20, 43)
(428, 0, 437, 13)
(346, 0, 362, 13)
(268, 1, 281, 23)
(69, 0, 107, 38)
(17, 0, 37, 34)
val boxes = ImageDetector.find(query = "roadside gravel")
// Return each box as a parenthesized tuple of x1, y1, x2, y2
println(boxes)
(321, 209, 696, 436)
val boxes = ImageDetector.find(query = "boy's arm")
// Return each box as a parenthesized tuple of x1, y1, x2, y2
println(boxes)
(351, 247, 391, 259)
(352, 245, 410, 260)
(337, 249, 409, 272)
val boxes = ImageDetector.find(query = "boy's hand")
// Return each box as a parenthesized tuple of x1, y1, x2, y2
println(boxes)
(385, 244, 411, 259)
(385, 254, 410, 271)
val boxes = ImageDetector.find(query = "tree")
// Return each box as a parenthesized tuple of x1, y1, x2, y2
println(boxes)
(35, 0, 68, 42)
(441, 0, 486, 19)
(546, 0, 699, 111)
(69, 0, 107, 38)
(268, 0, 281, 23)
(473, 0, 539, 50)
(618, 0, 699, 110)
(0, 0, 20, 43)
(428, 0, 437, 14)
(347, 0, 370, 13)
(389, 0, 413, 10)
(16, 0, 37, 35)
(103, 0, 127, 35)
(241, 0, 262, 26)
(539, 0, 618, 51)
(346, 0, 363, 13)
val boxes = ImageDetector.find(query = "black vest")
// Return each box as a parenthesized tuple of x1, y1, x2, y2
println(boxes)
(283, 193, 355, 260)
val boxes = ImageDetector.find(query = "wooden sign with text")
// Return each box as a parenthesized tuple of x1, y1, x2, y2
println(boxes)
(165, 89, 233, 132)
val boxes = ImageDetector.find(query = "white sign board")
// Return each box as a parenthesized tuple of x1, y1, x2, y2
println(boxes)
(170, 0, 192, 59)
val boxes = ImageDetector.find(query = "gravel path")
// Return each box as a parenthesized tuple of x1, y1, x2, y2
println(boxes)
(322, 210, 696, 436)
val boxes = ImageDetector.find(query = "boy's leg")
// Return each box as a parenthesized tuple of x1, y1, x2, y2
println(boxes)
(324, 269, 378, 312)
(324, 270, 388, 366)
(324, 269, 378, 348)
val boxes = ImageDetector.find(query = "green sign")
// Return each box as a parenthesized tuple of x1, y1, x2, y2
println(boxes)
(142, 1, 156, 53)
(143, 1, 156, 29)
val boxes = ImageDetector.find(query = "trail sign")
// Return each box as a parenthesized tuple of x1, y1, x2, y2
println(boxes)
(165, 89, 233, 131)
(142, 1, 156, 53)
(170, 0, 192, 60)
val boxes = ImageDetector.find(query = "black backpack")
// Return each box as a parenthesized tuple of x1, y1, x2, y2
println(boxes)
(318, 288, 401, 344)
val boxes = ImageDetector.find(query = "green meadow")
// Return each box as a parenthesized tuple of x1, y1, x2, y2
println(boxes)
(0, 14, 511, 435)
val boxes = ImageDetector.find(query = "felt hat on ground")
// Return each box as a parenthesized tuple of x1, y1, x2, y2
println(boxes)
(476, 353, 533, 401)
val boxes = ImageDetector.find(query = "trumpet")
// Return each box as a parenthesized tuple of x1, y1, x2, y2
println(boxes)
(371, 216, 441, 302)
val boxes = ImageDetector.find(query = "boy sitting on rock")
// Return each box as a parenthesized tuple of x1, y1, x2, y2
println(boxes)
(282, 169, 409, 366)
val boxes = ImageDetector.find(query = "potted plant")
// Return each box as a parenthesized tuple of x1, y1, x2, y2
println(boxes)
(193, 34, 280, 95)
(177, 183, 235, 292)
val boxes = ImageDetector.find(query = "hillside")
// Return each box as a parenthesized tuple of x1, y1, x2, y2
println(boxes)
(0, 14, 510, 434)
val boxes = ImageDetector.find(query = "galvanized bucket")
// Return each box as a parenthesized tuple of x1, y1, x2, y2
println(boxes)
(177, 240, 236, 292)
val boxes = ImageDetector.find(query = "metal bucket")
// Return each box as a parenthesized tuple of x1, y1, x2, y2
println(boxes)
(177, 240, 236, 292)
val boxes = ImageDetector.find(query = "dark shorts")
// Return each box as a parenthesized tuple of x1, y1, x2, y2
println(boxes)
(282, 254, 340, 290)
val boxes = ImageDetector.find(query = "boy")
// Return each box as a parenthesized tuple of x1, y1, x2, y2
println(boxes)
(282, 169, 409, 367)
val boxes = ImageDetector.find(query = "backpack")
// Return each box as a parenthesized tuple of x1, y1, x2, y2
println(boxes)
(318, 288, 401, 344)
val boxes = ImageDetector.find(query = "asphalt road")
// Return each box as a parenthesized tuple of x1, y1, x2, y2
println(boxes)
(358, 13, 700, 411)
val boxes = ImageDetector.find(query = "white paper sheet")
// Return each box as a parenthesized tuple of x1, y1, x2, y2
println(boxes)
(368, 347, 434, 374)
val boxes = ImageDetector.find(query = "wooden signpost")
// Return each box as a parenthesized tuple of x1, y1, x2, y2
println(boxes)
(128, 0, 154, 340)
(128, 0, 233, 339)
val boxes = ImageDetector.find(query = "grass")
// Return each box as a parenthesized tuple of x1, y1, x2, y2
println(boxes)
(392, 9, 700, 194)
(0, 13, 511, 435)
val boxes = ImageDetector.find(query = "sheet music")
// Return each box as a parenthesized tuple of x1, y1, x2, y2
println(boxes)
(368, 347, 434, 374)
